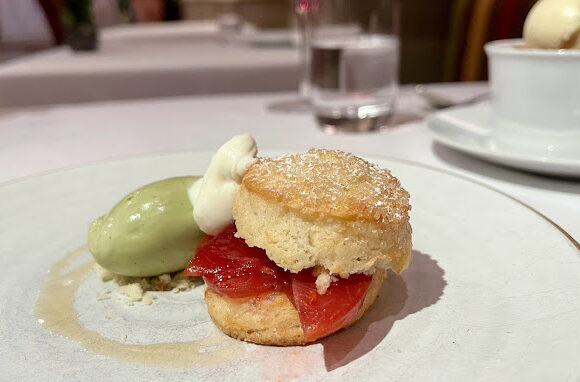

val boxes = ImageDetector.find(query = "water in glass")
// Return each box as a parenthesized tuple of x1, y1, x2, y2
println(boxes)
(310, 34, 399, 132)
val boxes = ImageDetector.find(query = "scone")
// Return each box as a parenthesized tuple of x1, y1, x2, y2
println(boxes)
(185, 149, 412, 345)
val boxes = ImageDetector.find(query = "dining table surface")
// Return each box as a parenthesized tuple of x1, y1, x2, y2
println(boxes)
(1, 81, 579, 245)
(0, 21, 300, 107)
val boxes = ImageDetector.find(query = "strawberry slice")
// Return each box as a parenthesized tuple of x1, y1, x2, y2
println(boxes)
(185, 224, 372, 341)
(185, 224, 290, 298)
(291, 270, 372, 342)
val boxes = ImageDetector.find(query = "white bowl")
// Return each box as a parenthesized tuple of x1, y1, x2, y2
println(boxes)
(485, 39, 580, 159)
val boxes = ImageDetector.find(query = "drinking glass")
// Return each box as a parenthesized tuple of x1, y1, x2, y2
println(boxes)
(310, 0, 400, 132)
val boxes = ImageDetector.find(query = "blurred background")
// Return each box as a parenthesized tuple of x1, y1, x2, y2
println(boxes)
(0, 0, 537, 84)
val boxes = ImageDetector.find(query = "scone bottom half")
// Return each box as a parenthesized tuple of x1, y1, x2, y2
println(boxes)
(205, 269, 386, 346)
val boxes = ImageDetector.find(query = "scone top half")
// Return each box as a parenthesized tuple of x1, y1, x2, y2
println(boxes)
(232, 149, 412, 278)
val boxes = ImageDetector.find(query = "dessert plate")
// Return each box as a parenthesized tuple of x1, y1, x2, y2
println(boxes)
(426, 102, 580, 177)
(1, 151, 579, 381)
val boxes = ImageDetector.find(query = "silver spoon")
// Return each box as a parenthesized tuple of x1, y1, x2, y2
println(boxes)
(414, 84, 489, 109)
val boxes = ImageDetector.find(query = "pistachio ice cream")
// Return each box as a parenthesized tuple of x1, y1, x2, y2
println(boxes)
(88, 176, 204, 277)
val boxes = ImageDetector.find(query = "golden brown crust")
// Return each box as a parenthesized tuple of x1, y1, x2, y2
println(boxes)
(204, 269, 386, 346)
(242, 149, 411, 226)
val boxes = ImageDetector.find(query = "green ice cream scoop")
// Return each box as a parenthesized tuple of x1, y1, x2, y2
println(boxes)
(88, 176, 204, 277)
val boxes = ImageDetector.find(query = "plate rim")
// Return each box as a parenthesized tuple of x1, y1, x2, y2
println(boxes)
(2, 148, 578, 252)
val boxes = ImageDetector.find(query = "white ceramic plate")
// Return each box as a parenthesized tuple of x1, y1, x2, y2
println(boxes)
(1, 151, 579, 381)
(426, 103, 580, 177)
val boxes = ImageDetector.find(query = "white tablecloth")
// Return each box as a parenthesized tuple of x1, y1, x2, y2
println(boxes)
(1, 83, 579, 243)
(0, 22, 299, 106)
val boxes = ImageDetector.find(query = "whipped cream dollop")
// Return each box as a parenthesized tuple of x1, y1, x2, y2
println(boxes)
(523, 0, 580, 49)
(189, 135, 258, 235)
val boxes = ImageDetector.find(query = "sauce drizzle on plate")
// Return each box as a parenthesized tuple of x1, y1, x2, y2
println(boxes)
(34, 245, 244, 368)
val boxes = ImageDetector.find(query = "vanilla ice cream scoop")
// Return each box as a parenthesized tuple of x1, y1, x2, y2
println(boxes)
(523, 0, 580, 49)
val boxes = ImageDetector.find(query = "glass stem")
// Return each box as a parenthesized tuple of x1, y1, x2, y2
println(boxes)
(297, 8, 312, 100)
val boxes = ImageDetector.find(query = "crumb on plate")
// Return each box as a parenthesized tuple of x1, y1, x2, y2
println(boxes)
(93, 264, 202, 305)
